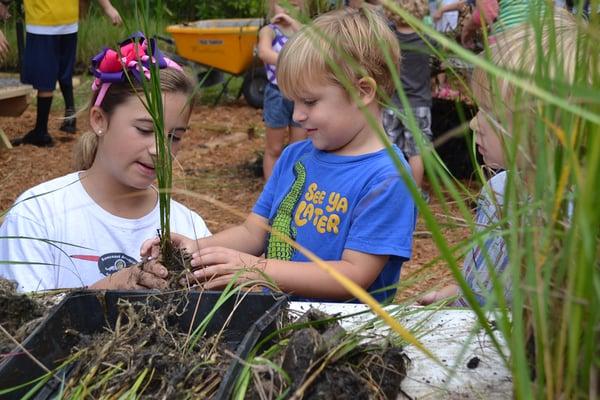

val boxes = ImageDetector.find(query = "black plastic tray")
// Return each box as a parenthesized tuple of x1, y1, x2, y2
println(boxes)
(0, 290, 286, 399)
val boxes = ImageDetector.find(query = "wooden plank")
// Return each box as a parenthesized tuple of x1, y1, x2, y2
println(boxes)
(0, 94, 29, 117)
(0, 84, 32, 101)
(0, 127, 12, 149)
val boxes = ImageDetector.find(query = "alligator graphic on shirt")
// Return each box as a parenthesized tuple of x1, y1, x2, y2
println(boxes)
(266, 160, 306, 260)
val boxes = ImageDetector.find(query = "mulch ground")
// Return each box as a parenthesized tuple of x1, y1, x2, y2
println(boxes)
(0, 97, 466, 302)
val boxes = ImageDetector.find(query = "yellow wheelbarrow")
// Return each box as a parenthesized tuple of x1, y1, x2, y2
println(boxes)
(164, 18, 267, 108)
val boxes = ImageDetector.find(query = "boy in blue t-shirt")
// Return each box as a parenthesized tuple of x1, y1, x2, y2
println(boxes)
(142, 7, 417, 303)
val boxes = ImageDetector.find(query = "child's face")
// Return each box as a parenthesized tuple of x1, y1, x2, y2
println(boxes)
(290, 80, 371, 154)
(274, 0, 302, 15)
(470, 110, 506, 169)
(93, 92, 190, 190)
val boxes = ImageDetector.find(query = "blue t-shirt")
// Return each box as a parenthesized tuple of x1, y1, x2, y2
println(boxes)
(253, 140, 417, 303)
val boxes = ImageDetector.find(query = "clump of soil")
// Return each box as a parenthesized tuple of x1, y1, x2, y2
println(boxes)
(0, 278, 46, 355)
(248, 309, 409, 400)
(151, 239, 194, 290)
(61, 295, 237, 398)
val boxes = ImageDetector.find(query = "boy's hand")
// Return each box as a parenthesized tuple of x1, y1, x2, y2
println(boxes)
(417, 284, 459, 305)
(90, 260, 169, 290)
(186, 246, 266, 289)
(417, 290, 439, 305)
(271, 13, 302, 32)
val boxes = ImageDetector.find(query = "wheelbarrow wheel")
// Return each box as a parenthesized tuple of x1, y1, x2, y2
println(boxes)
(242, 67, 268, 109)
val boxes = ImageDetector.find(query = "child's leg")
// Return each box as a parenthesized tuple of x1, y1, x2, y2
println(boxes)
(58, 32, 78, 133)
(402, 107, 433, 188)
(11, 32, 57, 147)
(262, 82, 295, 180)
(263, 126, 288, 180)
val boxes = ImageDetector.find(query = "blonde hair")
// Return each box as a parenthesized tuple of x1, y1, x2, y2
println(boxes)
(277, 7, 400, 102)
(384, 0, 429, 28)
(74, 68, 194, 170)
(472, 8, 581, 117)
(471, 8, 589, 171)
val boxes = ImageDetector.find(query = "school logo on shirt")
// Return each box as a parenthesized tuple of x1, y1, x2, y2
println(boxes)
(98, 253, 138, 275)
(70, 253, 138, 276)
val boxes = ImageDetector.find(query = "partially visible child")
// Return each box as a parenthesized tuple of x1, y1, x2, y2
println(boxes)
(258, 0, 307, 180)
(382, 0, 433, 189)
(143, 7, 417, 303)
(432, 0, 469, 31)
(419, 9, 581, 306)
(0, 33, 210, 292)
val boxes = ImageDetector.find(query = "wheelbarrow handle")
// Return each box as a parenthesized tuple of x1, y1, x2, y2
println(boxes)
(154, 35, 175, 45)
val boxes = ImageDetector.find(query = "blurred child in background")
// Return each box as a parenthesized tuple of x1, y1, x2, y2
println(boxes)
(382, 0, 433, 189)
(258, 0, 307, 180)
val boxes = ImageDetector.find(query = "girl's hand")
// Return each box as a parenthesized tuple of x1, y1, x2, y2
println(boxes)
(186, 246, 267, 289)
(90, 260, 169, 290)
(271, 13, 302, 33)
(140, 232, 198, 259)
(433, 9, 443, 23)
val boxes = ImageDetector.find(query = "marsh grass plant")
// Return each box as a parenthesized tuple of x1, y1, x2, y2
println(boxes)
(230, 1, 599, 398)
(378, 1, 599, 398)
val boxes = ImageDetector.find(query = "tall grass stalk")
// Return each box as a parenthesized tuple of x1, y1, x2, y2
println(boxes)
(124, 0, 173, 249)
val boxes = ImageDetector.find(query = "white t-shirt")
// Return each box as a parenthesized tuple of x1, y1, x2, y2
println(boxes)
(0, 172, 210, 292)
(434, 0, 460, 32)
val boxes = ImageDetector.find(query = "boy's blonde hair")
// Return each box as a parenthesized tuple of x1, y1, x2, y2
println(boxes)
(384, 0, 429, 28)
(472, 8, 581, 118)
(471, 8, 589, 171)
(277, 7, 400, 102)
(74, 68, 194, 171)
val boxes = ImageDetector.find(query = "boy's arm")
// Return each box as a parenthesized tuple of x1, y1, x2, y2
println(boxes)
(433, 0, 467, 22)
(141, 212, 269, 258)
(196, 212, 269, 255)
(191, 247, 388, 300)
(257, 26, 279, 66)
(95, 0, 122, 25)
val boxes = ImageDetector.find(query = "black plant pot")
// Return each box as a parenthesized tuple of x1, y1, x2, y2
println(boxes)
(0, 290, 287, 400)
